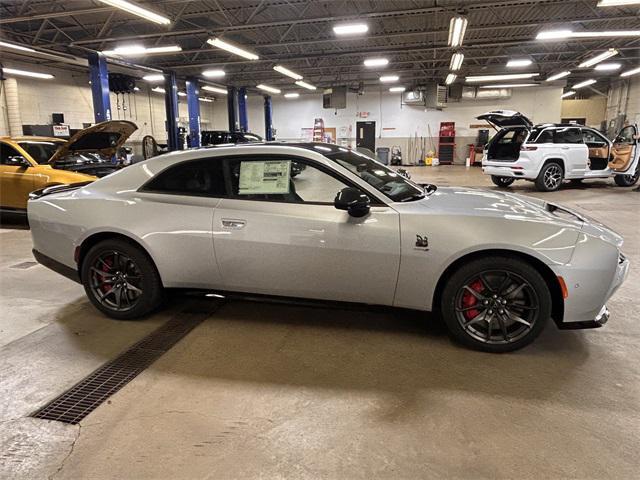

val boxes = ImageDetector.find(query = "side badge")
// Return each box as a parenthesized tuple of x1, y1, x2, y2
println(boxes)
(415, 234, 429, 250)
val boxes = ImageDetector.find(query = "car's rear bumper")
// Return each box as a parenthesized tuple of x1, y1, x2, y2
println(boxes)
(482, 156, 538, 179)
(32, 249, 80, 283)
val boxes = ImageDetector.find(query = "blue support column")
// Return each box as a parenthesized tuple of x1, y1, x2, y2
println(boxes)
(88, 52, 111, 123)
(164, 71, 180, 151)
(227, 86, 239, 131)
(238, 87, 248, 132)
(263, 95, 274, 141)
(186, 77, 201, 148)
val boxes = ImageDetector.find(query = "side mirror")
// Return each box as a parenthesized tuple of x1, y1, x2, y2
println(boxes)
(7, 155, 30, 168)
(334, 187, 370, 218)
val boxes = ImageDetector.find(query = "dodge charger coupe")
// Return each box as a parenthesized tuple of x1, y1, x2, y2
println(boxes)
(28, 143, 629, 352)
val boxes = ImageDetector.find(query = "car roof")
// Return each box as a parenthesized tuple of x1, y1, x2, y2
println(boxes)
(194, 141, 346, 153)
(532, 123, 592, 129)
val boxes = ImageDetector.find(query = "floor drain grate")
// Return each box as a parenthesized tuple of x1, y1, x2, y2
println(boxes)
(10, 261, 38, 269)
(31, 300, 221, 424)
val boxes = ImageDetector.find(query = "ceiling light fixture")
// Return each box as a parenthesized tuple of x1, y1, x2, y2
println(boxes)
(177, 91, 186, 97)
(152, 86, 166, 93)
(0, 41, 35, 53)
(380, 75, 399, 83)
(333, 23, 368, 35)
(621, 66, 640, 77)
(364, 58, 389, 67)
(143, 74, 164, 81)
(562, 90, 576, 98)
(578, 49, 618, 68)
(594, 62, 622, 71)
(98, 0, 170, 25)
(465, 73, 539, 82)
(445, 73, 457, 85)
(207, 37, 259, 60)
(546, 71, 571, 81)
(284, 92, 300, 98)
(573, 79, 596, 89)
(450, 52, 464, 71)
(537, 29, 640, 40)
(597, 0, 640, 6)
(507, 59, 533, 68)
(202, 69, 225, 78)
(103, 45, 181, 56)
(479, 83, 538, 88)
(256, 84, 281, 94)
(199, 97, 214, 102)
(1, 67, 53, 79)
(201, 85, 227, 94)
(448, 16, 468, 47)
(389, 86, 406, 92)
(295, 80, 316, 90)
(273, 65, 303, 80)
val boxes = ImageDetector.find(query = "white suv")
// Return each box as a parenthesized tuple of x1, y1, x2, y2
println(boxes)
(479, 110, 640, 191)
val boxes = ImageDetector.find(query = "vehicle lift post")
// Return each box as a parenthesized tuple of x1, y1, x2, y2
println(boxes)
(88, 52, 112, 123)
(238, 87, 248, 132)
(186, 77, 201, 148)
(227, 86, 240, 132)
(164, 71, 181, 151)
(264, 95, 274, 141)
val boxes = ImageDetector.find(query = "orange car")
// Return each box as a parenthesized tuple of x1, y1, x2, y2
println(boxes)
(0, 120, 137, 211)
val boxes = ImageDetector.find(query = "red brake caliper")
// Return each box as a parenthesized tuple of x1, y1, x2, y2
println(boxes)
(461, 279, 484, 320)
(100, 258, 112, 293)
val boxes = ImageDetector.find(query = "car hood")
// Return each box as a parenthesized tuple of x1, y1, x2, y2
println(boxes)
(402, 186, 623, 247)
(49, 120, 137, 163)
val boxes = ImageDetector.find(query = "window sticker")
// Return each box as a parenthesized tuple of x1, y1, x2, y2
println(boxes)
(238, 160, 291, 194)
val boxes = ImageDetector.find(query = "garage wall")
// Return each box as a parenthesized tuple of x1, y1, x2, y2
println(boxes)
(561, 97, 607, 128)
(606, 76, 640, 128)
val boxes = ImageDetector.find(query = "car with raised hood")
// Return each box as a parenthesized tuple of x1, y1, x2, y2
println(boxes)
(0, 120, 137, 211)
(479, 110, 640, 191)
(28, 143, 629, 352)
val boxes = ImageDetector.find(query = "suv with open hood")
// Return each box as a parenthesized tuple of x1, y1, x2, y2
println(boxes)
(0, 120, 137, 211)
(478, 110, 640, 191)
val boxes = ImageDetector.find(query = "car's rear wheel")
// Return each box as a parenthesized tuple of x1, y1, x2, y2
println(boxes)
(614, 167, 640, 187)
(440, 256, 550, 353)
(81, 239, 163, 320)
(491, 176, 515, 188)
(535, 161, 564, 192)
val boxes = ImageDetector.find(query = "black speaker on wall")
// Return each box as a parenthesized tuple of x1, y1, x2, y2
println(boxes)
(52, 113, 65, 124)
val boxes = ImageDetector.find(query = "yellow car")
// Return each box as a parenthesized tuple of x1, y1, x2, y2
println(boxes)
(0, 120, 137, 211)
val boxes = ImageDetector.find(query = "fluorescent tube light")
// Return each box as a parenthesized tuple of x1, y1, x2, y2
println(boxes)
(573, 79, 596, 89)
(597, 0, 640, 6)
(445, 73, 457, 85)
(364, 58, 389, 67)
(202, 85, 228, 94)
(199, 97, 213, 102)
(152, 87, 166, 93)
(594, 62, 621, 71)
(579, 49, 618, 68)
(450, 52, 464, 71)
(273, 65, 303, 80)
(284, 92, 300, 98)
(380, 75, 399, 83)
(479, 83, 538, 88)
(143, 74, 164, 81)
(546, 71, 571, 81)
(466, 73, 539, 82)
(507, 59, 533, 68)
(389, 86, 406, 92)
(146, 45, 181, 54)
(333, 23, 368, 35)
(257, 84, 281, 94)
(177, 91, 186, 97)
(202, 69, 225, 78)
(0, 41, 35, 53)
(620, 66, 640, 77)
(103, 45, 181, 56)
(1, 67, 53, 79)
(448, 16, 468, 47)
(295, 80, 316, 90)
(207, 37, 259, 60)
(536, 29, 573, 40)
(562, 91, 576, 98)
(538, 29, 640, 40)
(98, 0, 170, 25)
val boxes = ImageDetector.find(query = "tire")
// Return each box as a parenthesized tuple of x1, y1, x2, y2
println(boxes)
(614, 167, 640, 187)
(440, 256, 551, 353)
(81, 238, 164, 320)
(535, 161, 564, 192)
(491, 176, 515, 188)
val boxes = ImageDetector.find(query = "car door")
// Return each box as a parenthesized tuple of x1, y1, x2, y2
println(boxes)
(581, 128, 611, 172)
(0, 141, 36, 210)
(212, 155, 401, 305)
(553, 127, 589, 178)
(610, 124, 640, 174)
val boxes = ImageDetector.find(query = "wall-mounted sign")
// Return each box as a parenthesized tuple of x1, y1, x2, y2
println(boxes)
(52, 124, 70, 137)
(357, 111, 370, 118)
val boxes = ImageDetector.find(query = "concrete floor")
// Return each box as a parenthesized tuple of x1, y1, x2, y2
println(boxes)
(1, 166, 639, 479)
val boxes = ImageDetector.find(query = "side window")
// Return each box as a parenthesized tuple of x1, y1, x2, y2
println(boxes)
(227, 157, 350, 204)
(141, 159, 226, 197)
(534, 130, 554, 144)
(614, 126, 636, 144)
(0, 143, 25, 165)
(554, 128, 583, 144)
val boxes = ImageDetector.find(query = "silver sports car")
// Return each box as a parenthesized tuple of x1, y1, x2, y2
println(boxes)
(28, 143, 629, 352)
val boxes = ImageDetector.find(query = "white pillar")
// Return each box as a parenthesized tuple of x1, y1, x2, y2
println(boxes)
(4, 77, 23, 137)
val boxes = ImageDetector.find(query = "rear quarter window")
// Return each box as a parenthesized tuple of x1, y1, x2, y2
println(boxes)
(553, 128, 583, 144)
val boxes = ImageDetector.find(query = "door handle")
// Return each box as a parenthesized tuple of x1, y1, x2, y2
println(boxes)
(221, 218, 246, 229)
(561, 147, 570, 150)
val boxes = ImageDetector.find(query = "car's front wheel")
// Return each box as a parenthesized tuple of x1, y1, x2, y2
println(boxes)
(440, 256, 551, 353)
(614, 167, 640, 187)
(535, 161, 564, 192)
(491, 176, 515, 188)
(81, 238, 164, 320)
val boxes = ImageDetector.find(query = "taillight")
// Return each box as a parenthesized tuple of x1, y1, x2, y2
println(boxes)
(521, 145, 537, 151)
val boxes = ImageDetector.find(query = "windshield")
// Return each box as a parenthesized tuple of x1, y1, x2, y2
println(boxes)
(18, 141, 63, 164)
(323, 148, 425, 202)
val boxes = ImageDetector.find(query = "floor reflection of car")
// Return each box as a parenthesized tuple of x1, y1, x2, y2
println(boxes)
(479, 110, 640, 191)
(0, 120, 137, 211)
(29, 142, 628, 353)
